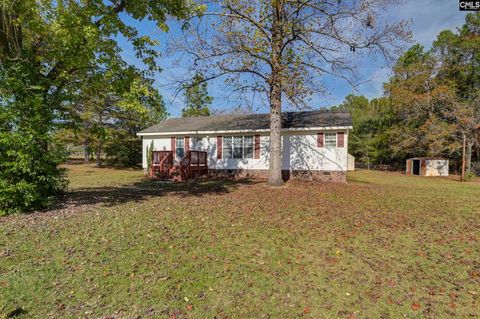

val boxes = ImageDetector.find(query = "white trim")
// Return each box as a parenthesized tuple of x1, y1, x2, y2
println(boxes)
(137, 126, 353, 136)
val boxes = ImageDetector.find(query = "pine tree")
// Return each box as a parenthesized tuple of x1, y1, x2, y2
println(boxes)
(182, 73, 212, 117)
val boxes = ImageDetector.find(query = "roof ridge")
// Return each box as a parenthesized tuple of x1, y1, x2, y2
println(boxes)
(165, 108, 346, 121)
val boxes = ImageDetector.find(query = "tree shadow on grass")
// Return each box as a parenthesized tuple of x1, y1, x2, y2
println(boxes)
(56, 178, 260, 209)
(346, 175, 372, 184)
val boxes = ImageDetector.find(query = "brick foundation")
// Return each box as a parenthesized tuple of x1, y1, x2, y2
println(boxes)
(208, 169, 346, 183)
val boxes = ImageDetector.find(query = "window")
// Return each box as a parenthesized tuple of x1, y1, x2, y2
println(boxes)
(244, 136, 253, 158)
(233, 136, 243, 158)
(176, 137, 185, 158)
(223, 136, 233, 158)
(192, 137, 203, 150)
(324, 133, 337, 148)
(222, 136, 254, 159)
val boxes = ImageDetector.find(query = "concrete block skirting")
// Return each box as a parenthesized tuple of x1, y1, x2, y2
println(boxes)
(208, 169, 346, 183)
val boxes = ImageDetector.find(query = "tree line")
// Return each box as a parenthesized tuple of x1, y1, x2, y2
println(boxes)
(335, 13, 480, 176)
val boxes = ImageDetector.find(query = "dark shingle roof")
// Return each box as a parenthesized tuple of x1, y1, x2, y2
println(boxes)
(138, 109, 352, 134)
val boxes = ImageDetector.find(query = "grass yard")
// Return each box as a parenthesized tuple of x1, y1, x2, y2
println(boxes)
(1, 165, 479, 318)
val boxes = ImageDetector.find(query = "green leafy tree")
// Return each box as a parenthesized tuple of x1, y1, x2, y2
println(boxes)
(0, 61, 67, 215)
(182, 73, 212, 117)
(0, 0, 195, 214)
(106, 75, 167, 166)
(433, 13, 480, 174)
(334, 95, 398, 168)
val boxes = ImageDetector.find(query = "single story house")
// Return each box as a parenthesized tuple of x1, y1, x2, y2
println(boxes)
(406, 157, 449, 177)
(137, 109, 353, 182)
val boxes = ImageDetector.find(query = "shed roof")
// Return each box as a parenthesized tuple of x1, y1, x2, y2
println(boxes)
(138, 109, 352, 135)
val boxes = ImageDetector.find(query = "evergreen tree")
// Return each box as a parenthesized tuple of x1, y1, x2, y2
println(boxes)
(182, 73, 212, 117)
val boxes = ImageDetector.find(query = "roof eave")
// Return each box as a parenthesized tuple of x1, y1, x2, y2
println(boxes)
(137, 125, 353, 136)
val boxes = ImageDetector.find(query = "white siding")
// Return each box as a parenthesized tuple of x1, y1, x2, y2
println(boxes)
(425, 159, 449, 176)
(281, 131, 348, 171)
(142, 130, 349, 172)
(142, 136, 171, 167)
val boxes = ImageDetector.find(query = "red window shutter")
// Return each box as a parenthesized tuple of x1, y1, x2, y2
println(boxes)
(337, 132, 345, 147)
(317, 133, 324, 147)
(185, 136, 190, 153)
(171, 136, 176, 154)
(217, 136, 222, 159)
(254, 135, 260, 159)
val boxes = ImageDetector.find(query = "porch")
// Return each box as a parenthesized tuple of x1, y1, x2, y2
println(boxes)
(149, 150, 208, 181)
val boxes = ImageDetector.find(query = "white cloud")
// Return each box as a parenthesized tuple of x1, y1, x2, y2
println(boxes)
(393, 0, 467, 47)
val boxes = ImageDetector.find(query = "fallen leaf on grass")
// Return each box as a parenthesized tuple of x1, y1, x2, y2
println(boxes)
(411, 303, 421, 311)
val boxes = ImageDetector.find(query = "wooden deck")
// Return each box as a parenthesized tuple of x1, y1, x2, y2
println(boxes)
(149, 150, 208, 181)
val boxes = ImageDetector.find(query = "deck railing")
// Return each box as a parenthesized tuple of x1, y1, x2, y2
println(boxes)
(150, 151, 173, 177)
(150, 150, 207, 180)
(180, 150, 208, 180)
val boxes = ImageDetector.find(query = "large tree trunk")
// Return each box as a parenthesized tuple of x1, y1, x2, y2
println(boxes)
(268, 81, 283, 186)
(267, 1, 284, 187)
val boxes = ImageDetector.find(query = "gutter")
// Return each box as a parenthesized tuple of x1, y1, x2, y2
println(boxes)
(137, 126, 354, 137)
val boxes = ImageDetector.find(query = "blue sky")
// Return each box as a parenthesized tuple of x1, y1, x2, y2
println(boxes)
(118, 0, 468, 117)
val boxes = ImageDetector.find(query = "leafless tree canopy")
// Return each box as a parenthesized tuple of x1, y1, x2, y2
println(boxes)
(169, 0, 410, 186)
(171, 0, 411, 109)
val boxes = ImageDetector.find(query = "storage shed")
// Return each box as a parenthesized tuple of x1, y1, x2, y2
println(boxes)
(406, 157, 449, 177)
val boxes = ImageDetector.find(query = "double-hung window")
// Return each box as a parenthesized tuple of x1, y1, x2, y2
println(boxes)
(233, 136, 243, 158)
(243, 136, 254, 158)
(223, 137, 233, 159)
(222, 136, 254, 159)
(176, 137, 185, 158)
(192, 137, 203, 150)
(324, 133, 337, 148)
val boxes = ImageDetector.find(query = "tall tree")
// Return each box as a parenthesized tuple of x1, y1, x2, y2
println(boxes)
(385, 44, 460, 159)
(175, 0, 410, 185)
(0, 0, 194, 214)
(333, 95, 397, 168)
(433, 13, 480, 174)
(106, 74, 167, 166)
(182, 73, 212, 117)
(61, 67, 167, 167)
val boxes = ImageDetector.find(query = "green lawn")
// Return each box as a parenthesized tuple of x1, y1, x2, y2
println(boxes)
(1, 165, 479, 318)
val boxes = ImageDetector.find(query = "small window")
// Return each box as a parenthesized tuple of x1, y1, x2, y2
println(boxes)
(176, 137, 185, 158)
(233, 136, 243, 158)
(192, 137, 203, 150)
(324, 133, 337, 148)
(223, 136, 233, 159)
(244, 136, 254, 158)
